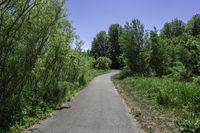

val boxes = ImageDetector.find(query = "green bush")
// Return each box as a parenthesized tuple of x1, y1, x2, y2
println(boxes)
(78, 74, 86, 86)
(156, 90, 169, 105)
(119, 66, 132, 79)
(178, 110, 200, 133)
(193, 76, 200, 85)
(168, 61, 191, 81)
(93, 57, 112, 70)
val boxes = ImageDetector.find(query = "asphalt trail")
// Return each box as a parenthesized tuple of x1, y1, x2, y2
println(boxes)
(27, 70, 140, 133)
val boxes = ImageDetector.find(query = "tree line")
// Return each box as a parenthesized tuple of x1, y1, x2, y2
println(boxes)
(91, 14, 200, 80)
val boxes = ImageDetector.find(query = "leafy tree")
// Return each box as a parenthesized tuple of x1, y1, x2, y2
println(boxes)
(107, 24, 123, 69)
(120, 19, 145, 74)
(187, 14, 200, 36)
(0, 0, 81, 130)
(161, 18, 185, 37)
(91, 31, 108, 58)
(178, 37, 200, 75)
(75, 35, 85, 52)
(149, 28, 170, 76)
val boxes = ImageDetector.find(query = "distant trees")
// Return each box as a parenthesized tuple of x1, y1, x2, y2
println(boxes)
(75, 35, 85, 52)
(91, 25, 123, 69)
(91, 14, 200, 79)
(91, 31, 108, 58)
(107, 24, 123, 69)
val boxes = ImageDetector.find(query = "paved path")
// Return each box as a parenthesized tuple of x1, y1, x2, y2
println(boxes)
(27, 70, 140, 133)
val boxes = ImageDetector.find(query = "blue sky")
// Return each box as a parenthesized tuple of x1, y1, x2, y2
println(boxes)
(66, 0, 200, 49)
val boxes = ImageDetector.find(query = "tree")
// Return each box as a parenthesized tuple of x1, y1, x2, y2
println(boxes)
(177, 37, 200, 75)
(120, 19, 145, 74)
(91, 31, 108, 58)
(107, 24, 123, 69)
(150, 28, 169, 76)
(161, 18, 185, 37)
(75, 35, 85, 52)
(187, 14, 200, 36)
(0, 0, 75, 130)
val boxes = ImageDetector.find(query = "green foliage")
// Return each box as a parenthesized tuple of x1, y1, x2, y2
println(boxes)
(117, 16, 200, 79)
(168, 61, 191, 81)
(93, 57, 112, 70)
(120, 19, 146, 74)
(119, 76, 200, 132)
(156, 90, 169, 105)
(0, 0, 69, 130)
(107, 24, 123, 69)
(149, 28, 170, 76)
(0, 1, 108, 132)
(193, 76, 200, 85)
(78, 74, 87, 86)
(187, 14, 200, 36)
(160, 18, 185, 37)
(174, 36, 200, 76)
(91, 24, 123, 69)
(178, 110, 200, 132)
(124, 76, 200, 108)
(74, 35, 85, 52)
(118, 66, 133, 79)
(91, 31, 109, 58)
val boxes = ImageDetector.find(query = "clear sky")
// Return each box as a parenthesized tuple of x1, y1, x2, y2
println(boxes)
(66, 0, 200, 49)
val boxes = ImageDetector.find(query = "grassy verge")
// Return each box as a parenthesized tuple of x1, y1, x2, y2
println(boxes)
(9, 69, 110, 133)
(112, 74, 200, 133)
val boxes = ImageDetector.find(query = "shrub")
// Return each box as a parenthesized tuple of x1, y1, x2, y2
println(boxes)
(119, 66, 132, 79)
(156, 90, 170, 105)
(168, 61, 191, 81)
(78, 74, 86, 86)
(178, 110, 200, 133)
(93, 57, 112, 70)
(193, 76, 200, 85)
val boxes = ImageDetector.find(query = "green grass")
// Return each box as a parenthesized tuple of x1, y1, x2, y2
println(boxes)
(113, 75, 200, 132)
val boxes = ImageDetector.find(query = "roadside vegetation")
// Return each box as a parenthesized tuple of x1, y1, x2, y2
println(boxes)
(0, 0, 110, 133)
(1, 0, 199, 132)
(91, 15, 200, 132)
(112, 75, 200, 132)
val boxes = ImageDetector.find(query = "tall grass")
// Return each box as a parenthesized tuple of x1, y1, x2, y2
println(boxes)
(122, 76, 200, 132)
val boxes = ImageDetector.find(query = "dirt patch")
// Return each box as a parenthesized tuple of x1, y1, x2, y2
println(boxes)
(112, 76, 179, 133)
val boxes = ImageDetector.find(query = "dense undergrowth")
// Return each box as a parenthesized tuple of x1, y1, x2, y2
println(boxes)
(113, 74, 200, 132)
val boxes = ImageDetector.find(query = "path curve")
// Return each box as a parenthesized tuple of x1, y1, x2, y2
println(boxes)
(27, 70, 140, 133)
